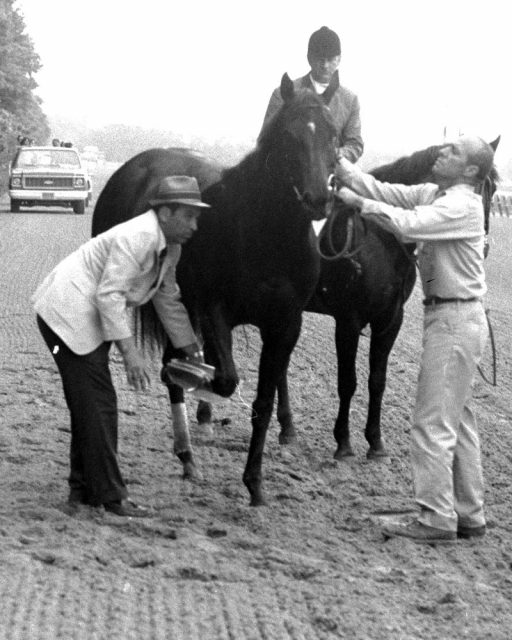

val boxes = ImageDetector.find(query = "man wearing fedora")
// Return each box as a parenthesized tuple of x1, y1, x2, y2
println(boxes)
(261, 26, 364, 163)
(33, 176, 209, 517)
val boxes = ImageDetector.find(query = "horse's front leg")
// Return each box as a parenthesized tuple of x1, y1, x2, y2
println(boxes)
(243, 320, 301, 506)
(365, 314, 403, 459)
(276, 372, 297, 444)
(333, 321, 360, 460)
(161, 341, 202, 480)
(193, 329, 235, 436)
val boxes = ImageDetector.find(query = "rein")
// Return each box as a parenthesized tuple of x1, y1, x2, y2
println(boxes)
(475, 174, 497, 386)
(477, 309, 497, 386)
(315, 203, 364, 262)
(314, 199, 417, 339)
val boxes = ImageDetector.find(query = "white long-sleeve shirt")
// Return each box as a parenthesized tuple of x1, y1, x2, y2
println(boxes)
(340, 161, 486, 300)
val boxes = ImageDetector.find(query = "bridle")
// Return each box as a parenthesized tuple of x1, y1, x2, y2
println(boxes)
(263, 101, 337, 212)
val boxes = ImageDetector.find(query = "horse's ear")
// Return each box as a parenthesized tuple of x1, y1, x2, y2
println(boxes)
(489, 136, 501, 152)
(280, 73, 295, 102)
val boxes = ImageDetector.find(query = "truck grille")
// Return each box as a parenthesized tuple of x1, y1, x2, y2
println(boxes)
(24, 176, 75, 189)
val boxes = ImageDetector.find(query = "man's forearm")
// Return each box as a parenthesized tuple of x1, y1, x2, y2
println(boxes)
(338, 158, 435, 209)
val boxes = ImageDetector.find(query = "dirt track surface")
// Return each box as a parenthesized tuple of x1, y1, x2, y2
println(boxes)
(1, 180, 512, 639)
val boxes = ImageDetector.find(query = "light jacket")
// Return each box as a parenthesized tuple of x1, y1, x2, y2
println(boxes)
(32, 210, 197, 354)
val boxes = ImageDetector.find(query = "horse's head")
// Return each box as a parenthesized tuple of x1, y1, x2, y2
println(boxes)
(371, 137, 500, 240)
(480, 136, 500, 245)
(259, 73, 337, 220)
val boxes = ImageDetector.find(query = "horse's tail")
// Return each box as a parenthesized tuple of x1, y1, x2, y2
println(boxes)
(134, 302, 167, 355)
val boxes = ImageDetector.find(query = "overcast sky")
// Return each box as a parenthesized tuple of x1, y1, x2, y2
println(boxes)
(15, 0, 512, 161)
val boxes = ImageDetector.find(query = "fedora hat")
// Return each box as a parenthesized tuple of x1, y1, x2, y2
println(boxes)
(149, 175, 210, 208)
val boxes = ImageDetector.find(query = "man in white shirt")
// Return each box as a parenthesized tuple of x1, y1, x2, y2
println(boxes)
(336, 135, 494, 543)
(33, 176, 209, 517)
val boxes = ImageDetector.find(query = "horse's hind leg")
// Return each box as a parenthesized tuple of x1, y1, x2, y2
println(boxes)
(365, 316, 403, 459)
(333, 322, 359, 460)
(276, 372, 297, 445)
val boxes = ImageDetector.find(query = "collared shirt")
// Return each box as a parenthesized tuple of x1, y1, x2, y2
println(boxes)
(309, 76, 330, 94)
(261, 71, 364, 162)
(33, 210, 197, 354)
(341, 161, 486, 300)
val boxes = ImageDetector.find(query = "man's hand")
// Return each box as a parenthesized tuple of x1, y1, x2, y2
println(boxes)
(335, 157, 356, 187)
(122, 349, 151, 391)
(335, 187, 364, 209)
(116, 337, 151, 390)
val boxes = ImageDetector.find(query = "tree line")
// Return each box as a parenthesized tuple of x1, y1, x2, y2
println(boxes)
(0, 0, 50, 192)
(49, 115, 253, 167)
(0, 1, 250, 195)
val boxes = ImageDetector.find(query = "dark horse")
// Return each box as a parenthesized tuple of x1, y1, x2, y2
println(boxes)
(92, 74, 337, 506)
(277, 138, 499, 460)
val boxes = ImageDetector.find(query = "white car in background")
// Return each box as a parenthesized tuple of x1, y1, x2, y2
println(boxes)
(9, 146, 91, 214)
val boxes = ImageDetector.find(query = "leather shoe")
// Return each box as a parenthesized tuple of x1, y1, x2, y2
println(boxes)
(457, 524, 486, 539)
(68, 490, 88, 505)
(382, 519, 456, 544)
(103, 499, 150, 518)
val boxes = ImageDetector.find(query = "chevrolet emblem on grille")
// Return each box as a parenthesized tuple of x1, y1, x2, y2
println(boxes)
(44, 179, 54, 185)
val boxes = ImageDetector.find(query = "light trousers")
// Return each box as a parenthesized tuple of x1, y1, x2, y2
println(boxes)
(411, 300, 488, 531)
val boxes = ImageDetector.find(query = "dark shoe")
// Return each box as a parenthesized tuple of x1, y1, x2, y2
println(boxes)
(457, 524, 486, 539)
(68, 489, 88, 505)
(382, 519, 456, 544)
(103, 499, 150, 518)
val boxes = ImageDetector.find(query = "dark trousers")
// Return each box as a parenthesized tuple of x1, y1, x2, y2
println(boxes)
(37, 316, 127, 505)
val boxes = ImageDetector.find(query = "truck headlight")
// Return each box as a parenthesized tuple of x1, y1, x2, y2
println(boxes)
(73, 177, 85, 188)
(11, 176, 22, 187)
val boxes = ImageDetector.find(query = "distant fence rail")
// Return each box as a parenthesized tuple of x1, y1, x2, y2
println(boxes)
(492, 192, 512, 217)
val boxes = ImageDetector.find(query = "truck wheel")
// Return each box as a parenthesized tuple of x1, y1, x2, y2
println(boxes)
(10, 199, 20, 213)
(73, 200, 85, 215)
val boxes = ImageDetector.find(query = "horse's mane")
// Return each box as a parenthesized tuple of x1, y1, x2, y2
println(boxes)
(370, 144, 500, 188)
(369, 145, 441, 185)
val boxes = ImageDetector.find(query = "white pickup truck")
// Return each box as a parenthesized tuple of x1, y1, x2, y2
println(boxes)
(9, 145, 92, 214)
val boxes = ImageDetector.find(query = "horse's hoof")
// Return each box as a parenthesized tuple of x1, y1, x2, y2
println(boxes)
(195, 422, 215, 439)
(182, 462, 203, 481)
(366, 447, 388, 460)
(278, 432, 297, 445)
(249, 493, 267, 507)
(214, 417, 231, 427)
(333, 447, 355, 460)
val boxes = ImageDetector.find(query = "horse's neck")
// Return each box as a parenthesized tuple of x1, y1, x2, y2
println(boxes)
(223, 158, 310, 233)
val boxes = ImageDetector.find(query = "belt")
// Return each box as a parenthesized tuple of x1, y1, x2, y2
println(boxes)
(423, 296, 479, 307)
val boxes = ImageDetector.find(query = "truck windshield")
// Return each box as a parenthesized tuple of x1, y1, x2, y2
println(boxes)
(15, 149, 81, 168)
